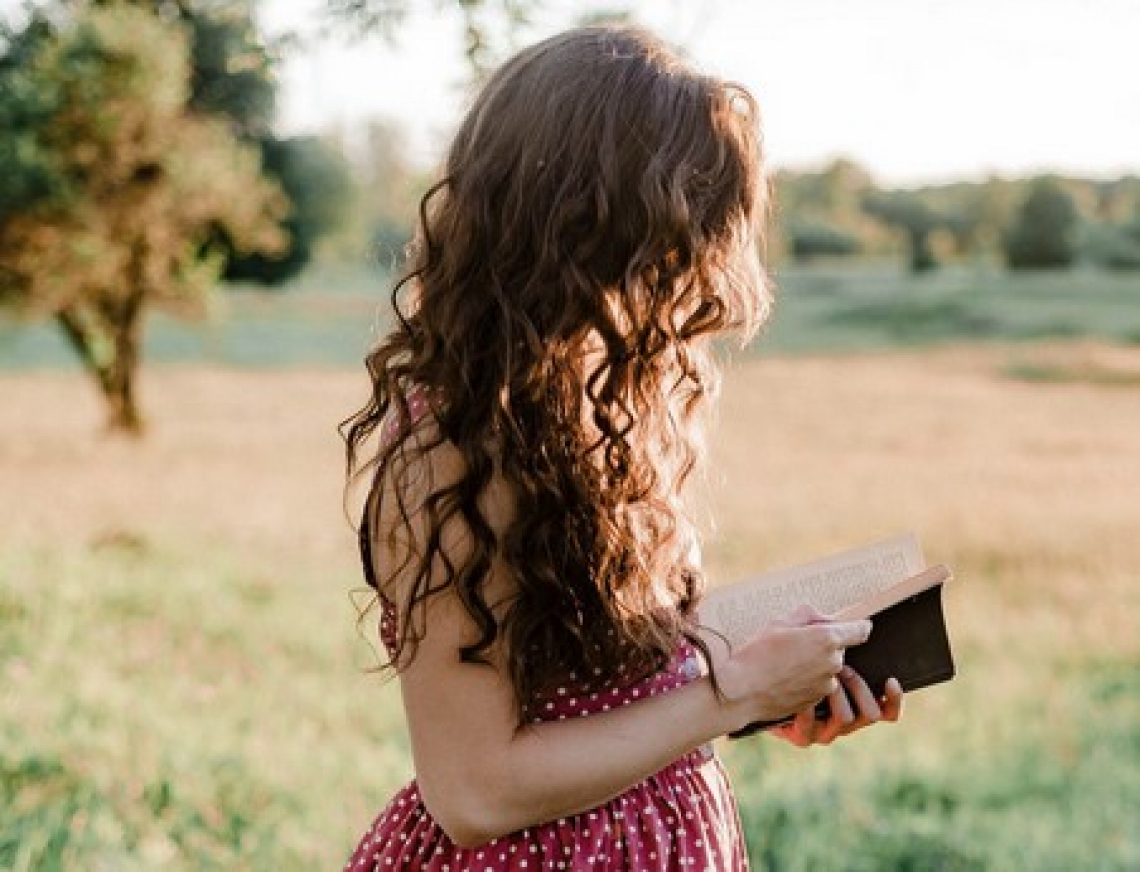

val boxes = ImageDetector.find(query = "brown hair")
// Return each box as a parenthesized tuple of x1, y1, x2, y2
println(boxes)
(343, 24, 772, 718)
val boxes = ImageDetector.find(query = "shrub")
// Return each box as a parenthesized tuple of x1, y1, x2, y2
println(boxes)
(1004, 177, 1078, 269)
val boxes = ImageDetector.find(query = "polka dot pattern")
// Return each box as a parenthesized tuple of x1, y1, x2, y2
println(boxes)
(352, 392, 747, 870)
(346, 644, 746, 871)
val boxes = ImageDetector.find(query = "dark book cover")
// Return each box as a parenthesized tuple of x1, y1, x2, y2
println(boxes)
(843, 582, 955, 696)
(728, 581, 955, 738)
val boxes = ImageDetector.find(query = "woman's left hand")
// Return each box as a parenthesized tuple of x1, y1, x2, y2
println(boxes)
(770, 667, 903, 748)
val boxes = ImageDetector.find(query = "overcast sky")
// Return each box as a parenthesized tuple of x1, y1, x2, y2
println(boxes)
(261, 0, 1139, 185)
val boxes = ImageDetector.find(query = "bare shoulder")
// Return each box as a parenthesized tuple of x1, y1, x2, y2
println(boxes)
(374, 415, 515, 532)
(370, 413, 518, 609)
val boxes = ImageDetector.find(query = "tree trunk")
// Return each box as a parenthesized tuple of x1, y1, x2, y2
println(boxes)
(55, 301, 145, 436)
(102, 324, 144, 434)
(907, 227, 937, 273)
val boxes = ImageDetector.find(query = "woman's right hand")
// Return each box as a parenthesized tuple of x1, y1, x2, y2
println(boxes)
(715, 604, 873, 729)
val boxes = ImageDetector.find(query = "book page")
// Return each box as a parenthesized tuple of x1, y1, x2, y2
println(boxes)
(700, 534, 926, 647)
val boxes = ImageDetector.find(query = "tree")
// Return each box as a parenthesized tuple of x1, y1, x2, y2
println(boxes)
(1003, 177, 1079, 270)
(90, 0, 277, 135)
(787, 221, 862, 262)
(776, 159, 875, 217)
(773, 160, 886, 264)
(1100, 206, 1140, 271)
(0, 4, 285, 433)
(223, 135, 356, 284)
(89, 0, 352, 283)
(863, 192, 942, 273)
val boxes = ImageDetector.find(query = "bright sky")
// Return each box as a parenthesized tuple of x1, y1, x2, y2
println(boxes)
(0, 0, 1133, 184)
(263, 0, 1140, 185)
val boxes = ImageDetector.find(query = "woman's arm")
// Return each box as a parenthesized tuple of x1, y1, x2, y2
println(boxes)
(373, 432, 873, 848)
(398, 577, 871, 847)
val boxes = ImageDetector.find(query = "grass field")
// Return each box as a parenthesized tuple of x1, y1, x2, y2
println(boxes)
(2, 335, 1138, 870)
(2, 263, 1139, 370)
(2, 262, 1139, 869)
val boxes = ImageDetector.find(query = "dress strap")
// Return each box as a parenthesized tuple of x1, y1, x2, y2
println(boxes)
(358, 500, 381, 591)
(358, 387, 436, 593)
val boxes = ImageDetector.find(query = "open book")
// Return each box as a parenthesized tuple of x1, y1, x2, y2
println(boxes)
(698, 533, 956, 736)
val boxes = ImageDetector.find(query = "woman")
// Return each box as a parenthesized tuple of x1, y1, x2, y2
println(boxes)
(342, 24, 900, 870)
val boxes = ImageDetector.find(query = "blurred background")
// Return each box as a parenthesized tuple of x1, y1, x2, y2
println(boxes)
(1, 1, 1137, 869)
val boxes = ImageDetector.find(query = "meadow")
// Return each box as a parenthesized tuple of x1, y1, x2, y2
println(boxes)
(2, 266, 1139, 870)
(3, 264, 1140, 370)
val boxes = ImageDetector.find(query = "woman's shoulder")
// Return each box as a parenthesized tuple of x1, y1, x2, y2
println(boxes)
(370, 391, 516, 569)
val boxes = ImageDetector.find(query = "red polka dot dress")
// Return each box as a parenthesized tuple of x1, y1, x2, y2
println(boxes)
(347, 623, 747, 870)
(347, 394, 749, 870)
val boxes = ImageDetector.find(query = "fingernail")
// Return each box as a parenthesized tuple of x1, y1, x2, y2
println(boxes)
(887, 677, 902, 693)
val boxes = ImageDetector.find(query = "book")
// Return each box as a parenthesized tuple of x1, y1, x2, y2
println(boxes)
(698, 533, 956, 737)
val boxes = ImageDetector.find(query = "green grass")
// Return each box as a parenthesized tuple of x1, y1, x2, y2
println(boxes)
(1, 263, 1138, 371)
(758, 264, 1140, 353)
(0, 538, 408, 871)
(4, 535, 1138, 869)
(724, 659, 1140, 871)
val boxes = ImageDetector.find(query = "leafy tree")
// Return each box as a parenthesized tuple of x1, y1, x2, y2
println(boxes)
(908, 178, 1015, 261)
(90, 0, 277, 135)
(773, 160, 886, 263)
(91, 0, 351, 282)
(777, 159, 875, 217)
(1080, 178, 1140, 269)
(787, 221, 862, 262)
(863, 192, 942, 273)
(1003, 177, 1078, 269)
(1090, 175, 1140, 223)
(224, 135, 356, 284)
(1099, 206, 1140, 271)
(0, 4, 285, 432)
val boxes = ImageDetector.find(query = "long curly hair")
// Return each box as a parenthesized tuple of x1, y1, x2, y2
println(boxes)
(343, 25, 773, 719)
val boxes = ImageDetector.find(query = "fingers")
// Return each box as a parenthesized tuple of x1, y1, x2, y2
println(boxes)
(779, 673, 905, 749)
(788, 708, 818, 747)
(795, 618, 872, 708)
(775, 612, 872, 658)
(815, 684, 855, 745)
(782, 607, 873, 650)
(880, 676, 904, 723)
(825, 619, 873, 649)
(839, 666, 882, 727)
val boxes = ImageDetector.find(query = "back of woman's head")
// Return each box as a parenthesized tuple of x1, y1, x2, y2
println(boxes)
(346, 24, 773, 717)
(422, 25, 768, 380)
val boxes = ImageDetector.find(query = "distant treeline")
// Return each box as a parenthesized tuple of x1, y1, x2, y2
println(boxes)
(771, 159, 1140, 273)
(342, 139, 1140, 277)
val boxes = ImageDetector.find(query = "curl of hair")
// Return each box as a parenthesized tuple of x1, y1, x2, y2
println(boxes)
(342, 25, 773, 721)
